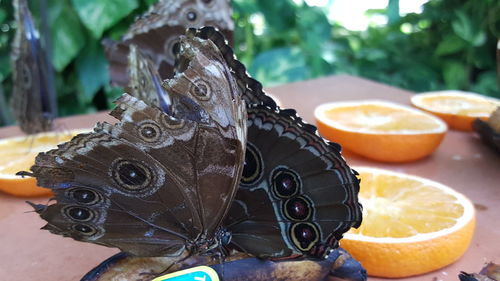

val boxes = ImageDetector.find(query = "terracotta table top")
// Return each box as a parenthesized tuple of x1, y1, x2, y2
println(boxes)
(0, 75, 498, 281)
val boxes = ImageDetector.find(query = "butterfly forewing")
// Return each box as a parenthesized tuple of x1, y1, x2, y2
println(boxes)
(28, 32, 246, 256)
(104, 0, 233, 86)
(10, 0, 56, 134)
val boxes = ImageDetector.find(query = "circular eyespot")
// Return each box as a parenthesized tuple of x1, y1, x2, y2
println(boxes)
(241, 142, 263, 185)
(68, 188, 100, 205)
(72, 224, 97, 236)
(284, 196, 312, 221)
(290, 223, 320, 252)
(190, 79, 212, 101)
(271, 167, 301, 198)
(161, 114, 184, 129)
(186, 11, 197, 22)
(138, 122, 161, 142)
(111, 159, 153, 191)
(163, 37, 180, 64)
(181, 6, 204, 26)
(64, 206, 94, 222)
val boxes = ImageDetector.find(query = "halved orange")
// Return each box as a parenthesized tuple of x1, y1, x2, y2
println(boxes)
(341, 167, 475, 278)
(314, 100, 447, 162)
(0, 129, 88, 197)
(411, 90, 500, 131)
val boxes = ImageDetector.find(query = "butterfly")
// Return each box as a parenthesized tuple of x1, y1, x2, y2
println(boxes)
(24, 27, 362, 261)
(10, 0, 57, 134)
(184, 27, 362, 258)
(104, 0, 233, 88)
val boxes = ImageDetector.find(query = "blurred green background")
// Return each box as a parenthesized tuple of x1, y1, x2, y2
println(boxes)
(0, 0, 499, 127)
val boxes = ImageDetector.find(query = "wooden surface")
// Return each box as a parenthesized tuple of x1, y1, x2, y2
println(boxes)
(0, 75, 498, 281)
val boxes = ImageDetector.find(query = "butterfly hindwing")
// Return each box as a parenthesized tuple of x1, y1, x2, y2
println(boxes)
(28, 32, 246, 256)
(185, 27, 363, 258)
(224, 106, 362, 258)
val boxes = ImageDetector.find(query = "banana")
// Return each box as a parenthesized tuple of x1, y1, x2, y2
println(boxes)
(81, 248, 366, 281)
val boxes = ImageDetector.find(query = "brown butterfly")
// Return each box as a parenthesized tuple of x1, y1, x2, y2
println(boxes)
(24, 28, 361, 262)
(104, 0, 233, 87)
(24, 30, 246, 256)
(10, 0, 56, 134)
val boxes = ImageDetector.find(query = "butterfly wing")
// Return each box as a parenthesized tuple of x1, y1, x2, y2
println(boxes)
(186, 27, 278, 110)
(10, 0, 56, 134)
(184, 27, 362, 258)
(26, 36, 246, 256)
(104, 0, 233, 86)
(225, 106, 362, 258)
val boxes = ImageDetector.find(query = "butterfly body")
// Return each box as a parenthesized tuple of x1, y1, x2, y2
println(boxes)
(11, 0, 56, 134)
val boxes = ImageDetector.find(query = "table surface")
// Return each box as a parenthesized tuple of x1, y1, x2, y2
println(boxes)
(0, 75, 498, 281)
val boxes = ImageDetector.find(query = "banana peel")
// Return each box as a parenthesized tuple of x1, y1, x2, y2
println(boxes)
(81, 248, 366, 281)
(473, 107, 500, 154)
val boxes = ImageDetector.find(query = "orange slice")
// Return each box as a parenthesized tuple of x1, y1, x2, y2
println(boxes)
(341, 167, 475, 278)
(0, 129, 88, 197)
(411, 90, 500, 131)
(314, 100, 447, 162)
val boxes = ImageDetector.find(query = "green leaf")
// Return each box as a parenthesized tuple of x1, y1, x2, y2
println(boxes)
(71, 0, 138, 39)
(105, 85, 124, 107)
(256, 0, 297, 32)
(451, 11, 486, 46)
(296, 6, 332, 76)
(49, 0, 85, 71)
(75, 40, 109, 104)
(142, 0, 158, 6)
(0, 8, 7, 23)
(470, 72, 500, 98)
(443, 61, 468, 89)
(249, 47, 310, 87)
(435, 35, 467, 56)
(0, 53, 10, 82)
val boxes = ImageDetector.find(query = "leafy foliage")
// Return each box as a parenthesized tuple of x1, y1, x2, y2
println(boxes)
(0, 0, 499, 127)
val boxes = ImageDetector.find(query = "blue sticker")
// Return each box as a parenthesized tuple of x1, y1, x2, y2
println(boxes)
(152, 266, 220, 281)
